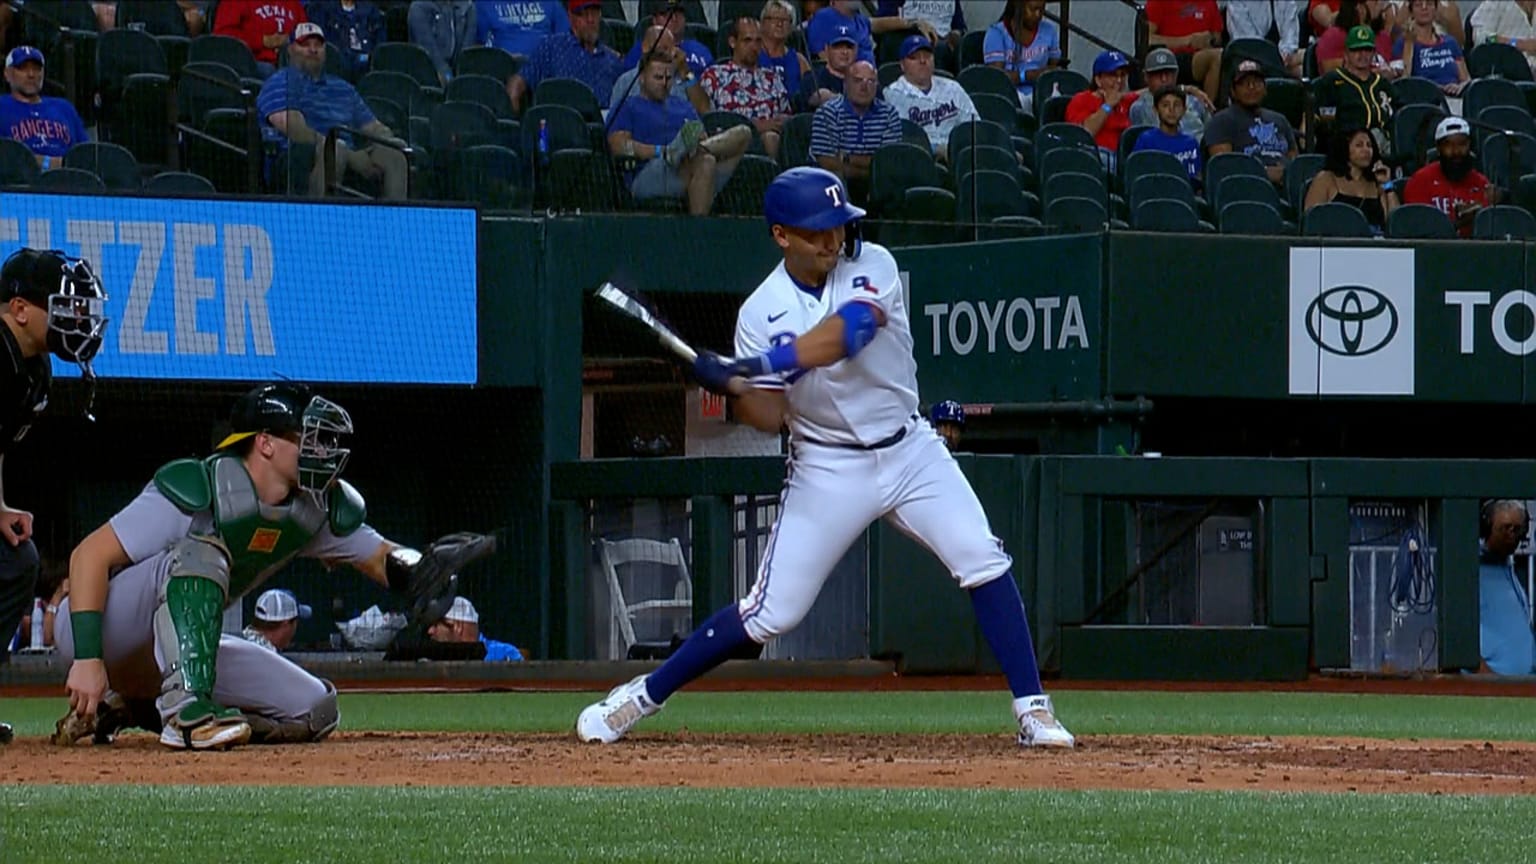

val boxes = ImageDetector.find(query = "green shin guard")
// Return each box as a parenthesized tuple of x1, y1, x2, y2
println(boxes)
(165, 576, 225, 703)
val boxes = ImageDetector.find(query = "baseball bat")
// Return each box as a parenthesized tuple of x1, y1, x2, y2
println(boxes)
(595, 281, 699, 363)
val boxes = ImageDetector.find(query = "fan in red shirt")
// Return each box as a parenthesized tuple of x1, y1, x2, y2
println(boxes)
(1144, 0, 1223, 99)
(1402, 117, 1497, 237)
(1066, 50, 1138, 165)
(214, 0, 308, 71)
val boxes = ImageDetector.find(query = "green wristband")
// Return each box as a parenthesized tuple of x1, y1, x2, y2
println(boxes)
(70, 610, 103, 660)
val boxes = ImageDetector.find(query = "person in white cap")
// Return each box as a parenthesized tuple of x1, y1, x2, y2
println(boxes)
(0, 46, 88, 170)
(243, 589, 312, 652)
(427, 597, 523, 661)
(1402, 115, 1496, 236)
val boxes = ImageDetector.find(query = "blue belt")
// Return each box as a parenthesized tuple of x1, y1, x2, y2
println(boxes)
(800, 414, 919, 451)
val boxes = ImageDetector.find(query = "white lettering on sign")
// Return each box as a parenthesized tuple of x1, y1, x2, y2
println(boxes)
(1445, 290, 1536, 356)
(923, 297, 1090, 356)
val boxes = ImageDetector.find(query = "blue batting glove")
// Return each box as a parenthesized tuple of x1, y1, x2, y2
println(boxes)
(692, 351, 748, 396)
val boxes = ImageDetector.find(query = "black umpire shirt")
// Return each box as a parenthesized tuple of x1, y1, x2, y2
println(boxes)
(0, 323, 50, 455)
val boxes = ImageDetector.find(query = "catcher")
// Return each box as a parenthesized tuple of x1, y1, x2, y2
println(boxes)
(51, 381, 495, 750)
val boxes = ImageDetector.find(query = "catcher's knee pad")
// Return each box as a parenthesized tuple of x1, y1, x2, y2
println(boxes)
(165, 536, 232, 592)
(246, 679, 340, 744)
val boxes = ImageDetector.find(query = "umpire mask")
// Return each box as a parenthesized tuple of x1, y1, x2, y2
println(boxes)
(46, 255, 109, 371)
(298, 396, 353, 493)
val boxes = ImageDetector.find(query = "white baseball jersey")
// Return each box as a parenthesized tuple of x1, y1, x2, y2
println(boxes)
(734, 243, 919, 447)
(881, 76, 978, 153)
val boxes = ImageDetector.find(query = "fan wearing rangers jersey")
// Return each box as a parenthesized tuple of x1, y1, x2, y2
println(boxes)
(880, 34, 977, 162)
(576, 166, 1074, 749)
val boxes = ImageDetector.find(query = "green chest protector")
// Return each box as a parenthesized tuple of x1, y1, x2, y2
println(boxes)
(154, 454, 366, 600)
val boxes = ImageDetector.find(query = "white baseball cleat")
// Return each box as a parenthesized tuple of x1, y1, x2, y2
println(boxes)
(1014, 694, 1075, 748)
(575, 675, 660, 744)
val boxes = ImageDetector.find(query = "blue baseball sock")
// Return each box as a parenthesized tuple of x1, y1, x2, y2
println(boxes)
(644, 603, 753, 705)
(969, 573, 1044, 698)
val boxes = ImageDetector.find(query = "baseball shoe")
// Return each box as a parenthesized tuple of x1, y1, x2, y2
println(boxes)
(51, 691, 134, 746)
(575, 674, 660, 744)
(158, 698, 251, 751)
(0, 722, 12, 745)
(1014, 694, 1075, 748)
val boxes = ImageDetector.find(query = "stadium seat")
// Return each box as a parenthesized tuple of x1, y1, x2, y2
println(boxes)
(144, 171, 216, 194)
(978, 214, 1045, 240)
(115, 73, 174, 167)
(1033, 122, 1096, 175)
(1032, 68, 1089, 117)
(959, 31, 986, 68)
(177, 61, 243, 126)
(952, 144, 1020, 187)
(63, 142, 140, 190)
(1303, 202, 1374, 237)
(550, 148, 625, 212)
(1219, 173, 1285, 216)
(945, 119, 1012, 165)
(34, 167, 106, 192)
(430, 101, 500, 154)
(898, 118, 932, 152)
(1219, 200, 1287, 235)
(1392, 75, 1448, 110)
(359, 71, 429, 122)
(1129, 173, 1198, 213)
(1284, 153, 1326, 215)
(522, 104, 593, 201)
(780, 112, 814, 168)
(189, 34, 261, 82)
(1039, 146, 1105, 184)
(956, 170, 1036, 238)
(957, 64, 1018, 104)
(97, 26, 168, 90)
(869, 143, 945, 214)
(534, 77, 602, 123)
(362, 96, 408, 139)
(715, 154, 781, 217)
(702, 110, 765, 154)
(1204, 152, 1267, 212)
(969, 92, 1025, 135)
(186, 107, 257, 193)
(370, 42, 442, 90)
(878, 61, 902, 91)
(1390, 103, 1442, 170)
(0, 139, 41, 187)
(456, 45, 520, 82)
(444, 144, 525, 209)
(446, 74, 516, 119)
(1044, 196, 1108, 232)
(1037, 94, 1074, 125)
(1464, 78, 1528, 126)
(1117, 124, 1154, 178)
(1042, 170, 1106, 210)
(1218, 38, 1285, 99)
(1480, 131, 1536, 187)
(881, 186, 957, 246)
(1387, 203, 1456, 239)
(1124, 149, 1192, 194)
(1474, 205, 1536, 240)
(1468, 42, 1534, 82)
(1262, 77, 1306, 128)
(1131, 197, 1202, 232)
(116, 0, 189, 36)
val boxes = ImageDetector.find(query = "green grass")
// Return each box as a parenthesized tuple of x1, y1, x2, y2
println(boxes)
(4, 689, 1534, 740)
(1, 785, 1533, 864)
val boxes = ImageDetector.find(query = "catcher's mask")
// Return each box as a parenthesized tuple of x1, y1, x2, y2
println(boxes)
(297, 395, 352, 493)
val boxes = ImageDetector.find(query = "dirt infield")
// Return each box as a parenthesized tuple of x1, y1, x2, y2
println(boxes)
(6, 732, 1536, 795)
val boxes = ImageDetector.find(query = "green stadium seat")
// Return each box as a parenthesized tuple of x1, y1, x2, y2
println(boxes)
(1386, 203, 1456, 239)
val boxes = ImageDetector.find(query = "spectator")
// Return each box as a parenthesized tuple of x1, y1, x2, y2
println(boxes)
(984, 0, 1060, 110)
(409, 1, 476, 84)
(1128, 47, 1212, 142)
(806, 0, 933, 65)
(805, 28, 858, 109)
(88, 1, 115, 31)
(607, 53, 751, 215)
(1309, 0, 1342, 35)
(929, 400, 964, 451)
(625, 0, 715, 80)
(810, 60, 901, 205)
(242, 589, 311, 653)
(1207, 61, 1298, 184)
(306, 0, 388, 80)
(611, 25, 703, 114)
(699, 17, 793, 160)
(1132, 85, 1203, 186)
(1226, 0, 1304, 76)
(1313, 26, 1394, 157)
(1065, 50, 1137, 172)
(1387, 0, 1464, 44)
(428, 597, 525, 661)
(214, 0, 308, 76)
(1402, 116, 1496, 237)
(875, 0, 966, 72)
(508, 0, 623, 111)
(882, 34, 976, 162)
(1394, 0, 1468, 108)
(1317, 0, 1397, 75)
(0, 47, 88, 170)
(1468, 0, 1536, 76)
(475, 0, 568, 58)
(1304, 126, 1397, 234)
(760, 0, 813, 109)
(180, 0, 214, 35)
(1479, 500, 1534, 675)
(258, 23, 409, 198)
(1144, 0, 1224, 101)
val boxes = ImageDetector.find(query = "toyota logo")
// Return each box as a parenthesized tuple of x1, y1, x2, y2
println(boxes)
(1305, 285, 1399, 356)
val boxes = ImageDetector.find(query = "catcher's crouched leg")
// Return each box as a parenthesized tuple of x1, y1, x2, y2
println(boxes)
(244, 679, 340, 744)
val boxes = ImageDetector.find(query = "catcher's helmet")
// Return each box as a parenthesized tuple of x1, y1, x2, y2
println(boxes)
(930, 400, 965, 426)
(219, 382, 353, 493)
(764, 166, 866, 230)
(0, 248, 109, 369)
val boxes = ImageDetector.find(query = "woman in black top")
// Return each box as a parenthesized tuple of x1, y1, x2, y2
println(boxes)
(1304, 125, 1400, 233)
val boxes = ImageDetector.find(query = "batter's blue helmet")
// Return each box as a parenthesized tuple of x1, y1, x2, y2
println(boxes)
(763, 166, 866, 231)
(930, 400, 965, 426)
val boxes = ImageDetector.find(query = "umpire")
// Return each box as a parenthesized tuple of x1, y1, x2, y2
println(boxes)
(0, 248, 108, 745)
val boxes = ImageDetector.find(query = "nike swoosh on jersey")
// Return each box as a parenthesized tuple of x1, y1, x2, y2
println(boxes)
(768, 310, 789, 322)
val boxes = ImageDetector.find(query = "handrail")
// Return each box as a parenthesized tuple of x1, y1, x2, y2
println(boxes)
(322, 124, 413, 199)
(1051, 0, 1142, 66)
(173, 64, 261, 192)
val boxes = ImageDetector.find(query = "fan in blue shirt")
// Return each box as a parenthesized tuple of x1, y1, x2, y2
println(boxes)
(476, 0, 568, 57)
(304, 1, 387, 78)
(428, 598, 525, 662)
(0, 46, 88, 164)
(1132, 85, 1203, 185)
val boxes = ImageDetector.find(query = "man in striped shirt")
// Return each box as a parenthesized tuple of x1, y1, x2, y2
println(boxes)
(507, 0, 623, 111)
(810, 60, 901, 205)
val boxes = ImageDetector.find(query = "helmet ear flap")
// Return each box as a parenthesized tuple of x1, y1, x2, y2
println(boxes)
(843, 220, 862, 261)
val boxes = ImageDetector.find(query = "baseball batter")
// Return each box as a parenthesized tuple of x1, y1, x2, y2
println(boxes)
(0, 248, 107, 746)
(53, 382, 492, 750)
(578, 166, 1073, 748)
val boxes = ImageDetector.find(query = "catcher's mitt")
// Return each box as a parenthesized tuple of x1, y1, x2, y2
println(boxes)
(386, 531, 499, 629)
